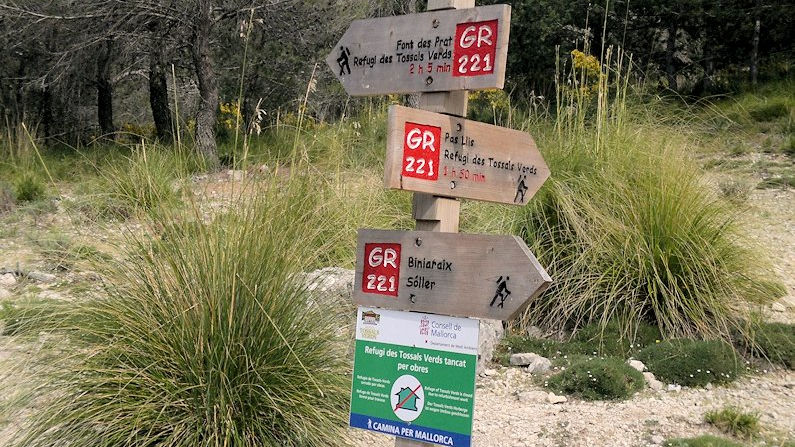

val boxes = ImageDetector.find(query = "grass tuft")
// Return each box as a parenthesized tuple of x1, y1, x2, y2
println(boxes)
(704, 406, 761, 439)
(4, 172, 352, 447)
(98, 144, 189, 217)
(514, 51, 782, 343)
(12, 170, 46, 202)
(748, 102, 790, 122)
(664, 435, 745, 447)
(752, 322, 795, 369)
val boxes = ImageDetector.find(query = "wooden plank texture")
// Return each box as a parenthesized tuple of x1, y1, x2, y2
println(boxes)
(326, 5, 510, 96)
(385, 105, 549, 205)
(353, 229, 552, 321)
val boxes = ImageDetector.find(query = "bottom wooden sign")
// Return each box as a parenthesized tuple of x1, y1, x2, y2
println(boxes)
(353, 229, 552, 320)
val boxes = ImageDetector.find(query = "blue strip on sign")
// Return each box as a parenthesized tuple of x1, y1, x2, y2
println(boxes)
(349, 413, 471, 447)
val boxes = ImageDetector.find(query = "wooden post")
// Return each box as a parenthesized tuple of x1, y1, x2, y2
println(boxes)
(410, 1, 473, 237)
(402, 5, 474, 447)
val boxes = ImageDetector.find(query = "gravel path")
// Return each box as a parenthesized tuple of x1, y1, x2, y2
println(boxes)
(352, 367, 795, 447)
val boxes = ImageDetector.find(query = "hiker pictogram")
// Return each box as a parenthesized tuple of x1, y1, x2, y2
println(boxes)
(514, 175, 528, 203)
(337, 46, 351, 75)
(490, 275, 511, 308)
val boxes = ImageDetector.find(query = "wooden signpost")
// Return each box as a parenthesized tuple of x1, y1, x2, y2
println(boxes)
(385, 105, 550, 205)
(326, 4, 511, 96)
(328, 1, 551, 446)
(354, 229, 551, 320)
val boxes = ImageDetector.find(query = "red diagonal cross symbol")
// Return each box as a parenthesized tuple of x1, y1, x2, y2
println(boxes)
(394, 383, 423, 412)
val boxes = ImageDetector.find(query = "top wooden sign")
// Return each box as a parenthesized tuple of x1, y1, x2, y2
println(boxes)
(326, 5, 511, 96)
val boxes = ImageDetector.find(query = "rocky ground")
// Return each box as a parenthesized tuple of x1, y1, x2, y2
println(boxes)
(354, 367, 794, 447)
(0, 170, 793, 446)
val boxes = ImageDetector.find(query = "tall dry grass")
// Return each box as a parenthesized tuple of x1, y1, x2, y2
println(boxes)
(512, 47, 783, 341)
(3, 172, 352, 447)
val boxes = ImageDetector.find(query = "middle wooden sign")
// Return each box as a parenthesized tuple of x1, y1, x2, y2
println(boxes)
(385, 105, 550, 205)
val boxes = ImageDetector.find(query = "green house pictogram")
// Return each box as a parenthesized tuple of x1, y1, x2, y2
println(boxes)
(395, 387, 420, 411)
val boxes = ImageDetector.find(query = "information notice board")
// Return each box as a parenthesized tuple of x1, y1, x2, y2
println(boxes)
(350, 307, 479, 447)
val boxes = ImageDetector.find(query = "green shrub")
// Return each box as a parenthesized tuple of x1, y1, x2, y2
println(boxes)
(546, 356, 645, 400)
(12, 170, 46, 202)
(704, 406, 760, 439)
(495, 335, 565, 365)
(749, 102, 789, 122)
(754, 322, 795, 368)
(5, 174, 351, 447)
(664, 435, 744, 447)
(637, 340, 742, 387)
(572, 320, 662, 357)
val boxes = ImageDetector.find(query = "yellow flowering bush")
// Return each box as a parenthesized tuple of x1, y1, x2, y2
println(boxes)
(469, 89, 511, 125)
(219, 101, 241, 131)
(569, 49, 602, 98)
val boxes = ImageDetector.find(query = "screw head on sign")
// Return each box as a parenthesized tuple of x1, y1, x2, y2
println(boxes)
(450, 181, 456, 189)
(425, 76, 433, 86)
(432, 19, 440, 28)
(456, 123, 462, 132)
(415, 237, 422, 247)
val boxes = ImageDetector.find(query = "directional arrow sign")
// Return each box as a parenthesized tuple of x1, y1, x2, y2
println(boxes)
(385, 105, 550, 205)
(326, 5, 510, 96)
(353, 229, 552, 321)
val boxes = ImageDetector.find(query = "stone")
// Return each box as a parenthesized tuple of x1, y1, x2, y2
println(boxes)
(227, 169, 245, 181)
(0, 273, 15, 286)
(651, 435, 666, 445)
(516, 390, 547, 403)
(643, 372, 664, 391)
(526, 325, 545, 338)
(304, 267, 354, 301)
(483, 368, 498, 377)
(39, 290, 62, 300)
(510, 352, 538, 366)
(478, 319, 504, 374)
(705, 383, 713, 390)
(628, 359, 646, 372)
(771, 302, 786, 312)
(666, 384, 682, 392)
(0, 288, 11, 299)
(27, 271, 56, 283)
(303, 267, 355, 337)
(525, 356, 552, 375)
(546, 392, 567, 404)
(257, 164, 271, 174)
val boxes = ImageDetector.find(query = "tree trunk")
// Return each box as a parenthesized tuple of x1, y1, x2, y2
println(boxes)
(96, 38, 115, 138)
(405, 0, 420, 108)
(149, 44, 173, 144)
(39, 86, 53, 140)
(665, 21, 677, 91)
(191, 0, 220, 170)
(750, 0, 761, 87)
